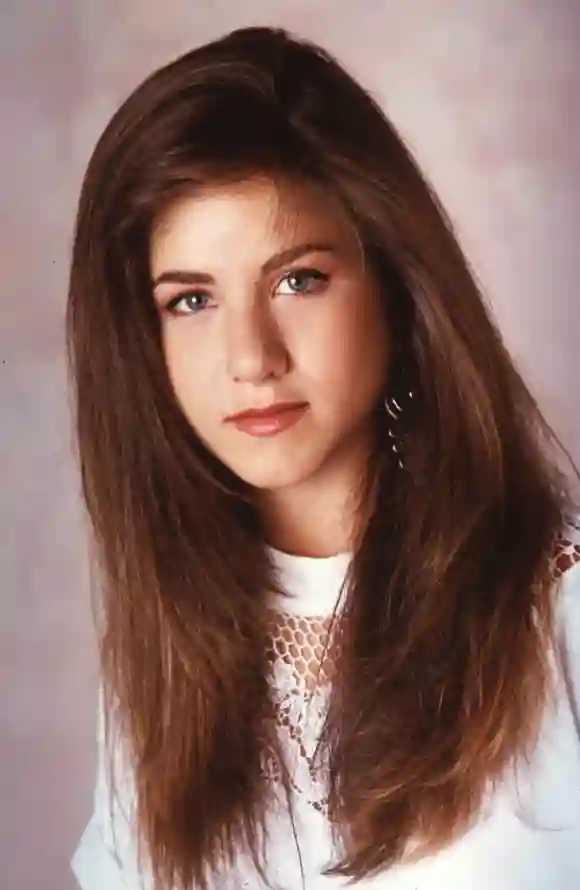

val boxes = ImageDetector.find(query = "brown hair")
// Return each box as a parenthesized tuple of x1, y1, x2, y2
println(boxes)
(67, 25, 580, 890)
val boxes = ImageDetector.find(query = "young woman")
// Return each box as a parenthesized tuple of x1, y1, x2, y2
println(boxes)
(67, 25, 580, 890)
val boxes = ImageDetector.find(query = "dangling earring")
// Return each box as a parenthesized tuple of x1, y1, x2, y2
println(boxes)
(385, 389, 414, 469)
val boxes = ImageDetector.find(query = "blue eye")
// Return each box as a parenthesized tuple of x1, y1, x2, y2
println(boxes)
(166, 291, 212, 316)
(277, 268, 330, 295)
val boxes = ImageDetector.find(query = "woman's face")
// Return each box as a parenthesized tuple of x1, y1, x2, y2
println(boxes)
(150, 176, 390, 494)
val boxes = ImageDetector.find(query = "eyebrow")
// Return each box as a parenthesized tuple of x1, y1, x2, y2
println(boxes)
(152, 241, 337, 289)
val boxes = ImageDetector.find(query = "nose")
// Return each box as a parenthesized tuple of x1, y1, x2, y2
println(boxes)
(225, 305, 289, 384)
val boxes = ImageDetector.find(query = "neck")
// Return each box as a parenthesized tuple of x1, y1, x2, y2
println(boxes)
(263, 490, 357, 558)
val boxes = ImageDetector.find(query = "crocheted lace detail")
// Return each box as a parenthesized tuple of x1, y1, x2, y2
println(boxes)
(263, 614, 338, 814)
(262, 528, 580, 815)
(548, 530, 580, 579)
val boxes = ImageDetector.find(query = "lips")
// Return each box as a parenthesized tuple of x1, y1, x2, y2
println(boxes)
(225, 402, 309, 438)
(226, 402, 309, 422)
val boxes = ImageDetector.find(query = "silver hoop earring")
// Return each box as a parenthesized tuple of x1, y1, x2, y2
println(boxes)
(385, 389, 414, 469)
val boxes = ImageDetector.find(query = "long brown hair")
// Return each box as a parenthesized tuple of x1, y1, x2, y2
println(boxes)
(67, 25, 579, 890)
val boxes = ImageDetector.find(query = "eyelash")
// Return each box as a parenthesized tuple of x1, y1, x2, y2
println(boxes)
(164, 267, 330, 316)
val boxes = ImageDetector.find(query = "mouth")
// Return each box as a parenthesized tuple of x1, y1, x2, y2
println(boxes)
(225, 402, 309, 438)
(226, 401, 309, 422)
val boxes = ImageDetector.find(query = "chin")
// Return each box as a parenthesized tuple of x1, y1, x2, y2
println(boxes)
(226, 457, 320, 491)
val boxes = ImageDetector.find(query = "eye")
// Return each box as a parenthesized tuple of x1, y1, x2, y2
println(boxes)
(165, 291, 213, 316)
(276, 268, 330, 296)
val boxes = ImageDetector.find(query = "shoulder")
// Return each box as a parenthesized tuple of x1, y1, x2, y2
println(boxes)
(550, 514, 580, 698)
(549, 514, 580, 582)
(551, 514, 580, 617)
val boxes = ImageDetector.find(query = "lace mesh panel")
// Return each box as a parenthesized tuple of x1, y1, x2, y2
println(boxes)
(266, 614, 337, 693)
(262, 530, 580, 815)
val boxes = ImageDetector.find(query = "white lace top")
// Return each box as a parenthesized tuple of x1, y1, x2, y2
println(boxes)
(71, 527, 580, 890)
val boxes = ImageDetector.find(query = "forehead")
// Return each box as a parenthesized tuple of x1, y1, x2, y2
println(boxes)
(150, 176, 361, 275)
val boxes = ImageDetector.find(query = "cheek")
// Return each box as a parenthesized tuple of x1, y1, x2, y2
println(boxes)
(349, 291, 391, 374)
(162, 330, 209, 416)
(300, 298, 389, 392)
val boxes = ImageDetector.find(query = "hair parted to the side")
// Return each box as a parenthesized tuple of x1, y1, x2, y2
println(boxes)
(67, 25, 580, 890)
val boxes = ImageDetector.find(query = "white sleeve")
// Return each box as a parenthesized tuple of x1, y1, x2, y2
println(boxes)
(71, 690, 148, 890)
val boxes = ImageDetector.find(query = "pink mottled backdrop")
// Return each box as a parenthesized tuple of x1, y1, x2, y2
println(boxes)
(1, 2, 579, 888)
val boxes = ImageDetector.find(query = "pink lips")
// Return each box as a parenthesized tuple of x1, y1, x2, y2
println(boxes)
(225, 402, 309, 437)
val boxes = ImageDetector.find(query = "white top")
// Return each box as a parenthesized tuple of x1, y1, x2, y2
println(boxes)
(71, 523, 580, 890)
